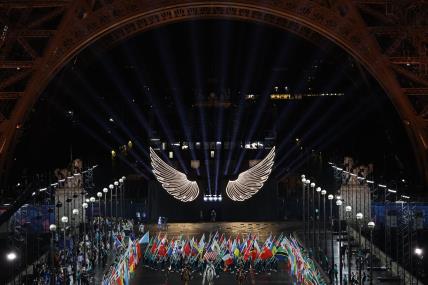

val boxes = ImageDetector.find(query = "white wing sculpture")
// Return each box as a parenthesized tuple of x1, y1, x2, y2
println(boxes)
(226, 147, 275, 201)
(150, 147, 199, 202)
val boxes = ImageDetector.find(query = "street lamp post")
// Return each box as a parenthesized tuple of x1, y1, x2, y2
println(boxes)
(345, 205, 352, 285)
(336, 199, 343, 285)
(122, 176, 126, 217)
(119, 177, 124, 217)
(114, 181, 119, 219)
(103, 188, 108, 218)
(311, 182, 316, 254)
(368, 221, 376, 285)
(414, 247, 423, 285)
(301, 175, 306, 246)
(61, 216, 68, 251)
(82, 202, 88, 258)
(7, 251, 18, 285)
(316, 186, 322, 260)
(305, 179, 311, 246)
(321, 190, 327, 261)
(49, 224, 57, 285)
(72, 209, 79, 272)
(109, 184, 114, 220)
(356, 213, 363, 285)
(328, 194, 334, 277)
(96, 192, 102, 249)
(89, 197, 96, 241)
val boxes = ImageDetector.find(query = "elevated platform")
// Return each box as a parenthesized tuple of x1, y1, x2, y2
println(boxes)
(143, 221, 302, 241)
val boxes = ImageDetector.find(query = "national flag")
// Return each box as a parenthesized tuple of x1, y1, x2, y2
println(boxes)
(150, 242, 157, 254)
(138, 231, 150, 244)
(183, 241, 191, 256)
(158, 244, 167, 257)
(259, 246, 273, 260)
(114, 236, 123, 249)
(204, 250, 218, 261)
(211, 239, 221, 253)
(222, 253, 233, 266)
(275, 247, 288, 261)
(233, 248, 240, 257)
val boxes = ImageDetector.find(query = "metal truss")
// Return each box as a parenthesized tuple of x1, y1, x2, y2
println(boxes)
(1, 0, 428, 183)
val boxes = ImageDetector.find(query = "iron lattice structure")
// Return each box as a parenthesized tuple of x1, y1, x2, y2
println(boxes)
(1, 0, 428, 181)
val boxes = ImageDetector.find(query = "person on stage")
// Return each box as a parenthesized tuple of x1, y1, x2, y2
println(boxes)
(202, 261, 216, 285)
(181, 264, 192, 285)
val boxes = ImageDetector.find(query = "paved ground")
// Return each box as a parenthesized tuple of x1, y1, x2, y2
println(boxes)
(95, 222, 414, 285)
(132, 264, 294, 285)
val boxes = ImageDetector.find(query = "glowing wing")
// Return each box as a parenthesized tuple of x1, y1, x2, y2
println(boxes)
(226, 147, 275, 201)
(150, 147, 199, 202)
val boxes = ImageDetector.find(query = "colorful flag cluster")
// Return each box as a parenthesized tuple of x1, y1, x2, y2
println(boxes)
(139, 231, 326, 285)
(102, 233, 144, 285)
(281, 236, 326, 285)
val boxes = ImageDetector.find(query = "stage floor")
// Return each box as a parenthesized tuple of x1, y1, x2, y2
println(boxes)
(143, 221, 302, 241)
(131, 264, 294, 285)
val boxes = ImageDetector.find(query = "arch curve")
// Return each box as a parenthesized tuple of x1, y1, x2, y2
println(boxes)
(1, 0, 426, 182)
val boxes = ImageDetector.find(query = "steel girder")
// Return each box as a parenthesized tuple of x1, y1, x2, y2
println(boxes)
(1, 0, 428, 183)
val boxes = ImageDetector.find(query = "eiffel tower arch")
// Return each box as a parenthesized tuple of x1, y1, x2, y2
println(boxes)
(1, 0, 428, 183)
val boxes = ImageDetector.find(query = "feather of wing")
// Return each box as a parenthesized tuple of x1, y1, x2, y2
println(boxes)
(150, 147, 199, 202)
(226, 147, 275, 201)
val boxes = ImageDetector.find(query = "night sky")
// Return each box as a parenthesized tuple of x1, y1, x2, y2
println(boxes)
(8, 20, 417, 189)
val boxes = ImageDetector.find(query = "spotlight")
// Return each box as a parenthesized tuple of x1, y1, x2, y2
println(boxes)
(109, 117, 114, 122)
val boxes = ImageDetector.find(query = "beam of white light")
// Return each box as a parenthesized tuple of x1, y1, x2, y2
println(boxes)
(150, 147, 199, 202)
(226, 147, 275, 201)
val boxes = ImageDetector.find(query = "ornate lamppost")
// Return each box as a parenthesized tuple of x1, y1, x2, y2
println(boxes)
(414, 247, 423, 285)
(301, 175, 306, 245)
(345, 205, 352, 284)
(336, 198, 343, 285)
(310, 181, 316, 252)
(103, 187, 108, 218)
(109, 184, 114, 220)
(321, 189, 327, 260)
(316, 186, 322, 259)
(305, 179, 311, 245)
(114, 181, 119, 219)
(328, 193, 334, 276)
(49, 223, 57, 284)
(356, 212, 364, 285)
(368, 221, 375, 285)
(61, 216, 68, 251)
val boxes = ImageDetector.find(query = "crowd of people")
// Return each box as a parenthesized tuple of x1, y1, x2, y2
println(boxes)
(30, 217, 142, 285)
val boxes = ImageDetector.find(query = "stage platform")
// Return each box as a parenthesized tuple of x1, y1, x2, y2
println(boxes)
(143, 221, 302, 241)
(130, 221, 301, 285)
